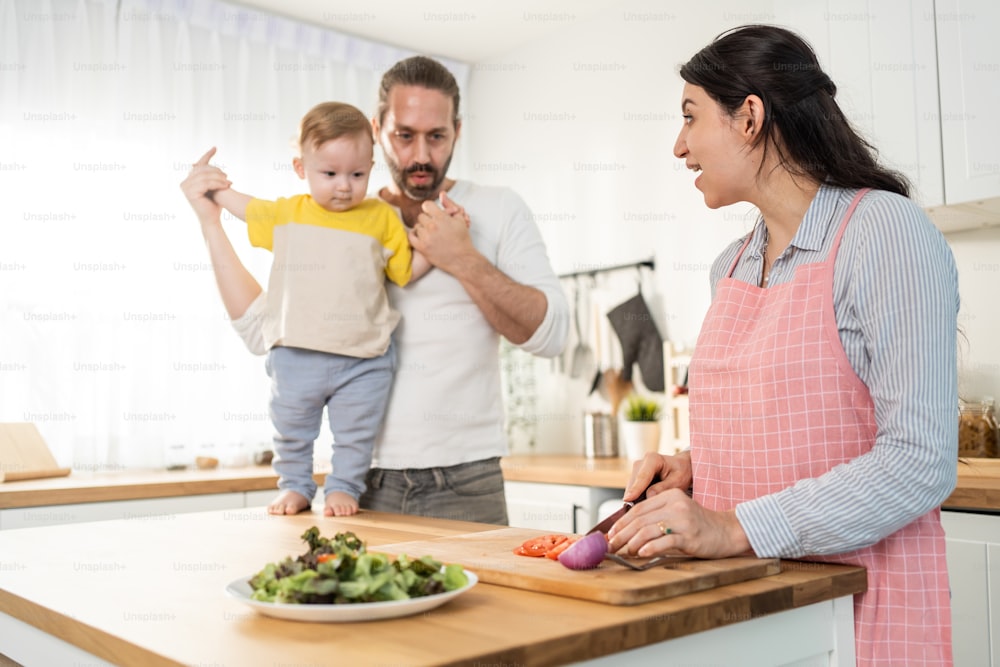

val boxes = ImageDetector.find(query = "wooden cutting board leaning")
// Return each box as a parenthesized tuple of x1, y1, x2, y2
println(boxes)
(379, 527, 781, 606)
(0, 423, 72, 483)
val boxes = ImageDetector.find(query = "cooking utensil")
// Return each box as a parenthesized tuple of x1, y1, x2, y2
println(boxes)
(604, 368, 633, 416)
(569, 278, 595, 379)
(588, 303, 609, 398)
(603, 553, 674, 571)
(583, 412, 618, 458)
(586, 488, 648, 535)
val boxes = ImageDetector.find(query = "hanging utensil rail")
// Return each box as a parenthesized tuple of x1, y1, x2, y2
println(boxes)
(558, 258, 654, 280)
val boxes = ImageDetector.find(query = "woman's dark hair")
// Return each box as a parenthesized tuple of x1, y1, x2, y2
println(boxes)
(680, 25, 910, 197)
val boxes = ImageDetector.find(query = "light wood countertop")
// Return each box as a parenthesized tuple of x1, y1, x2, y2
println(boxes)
(0, 465, 324, 509)
(0, 509, 866, 666)
(948, 458, 1000, 512)
(501, 453, 635, 488)
(503, 454, 1000, 513)
(3, 454, 996, 512)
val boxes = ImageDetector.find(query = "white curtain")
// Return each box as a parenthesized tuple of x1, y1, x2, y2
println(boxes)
(0, 0, 469, 470)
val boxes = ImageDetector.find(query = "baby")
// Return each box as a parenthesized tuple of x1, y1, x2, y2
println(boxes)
(203, 101, 431, 516)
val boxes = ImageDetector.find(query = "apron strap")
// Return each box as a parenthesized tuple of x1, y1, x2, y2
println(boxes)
(827, 188, 871, 261)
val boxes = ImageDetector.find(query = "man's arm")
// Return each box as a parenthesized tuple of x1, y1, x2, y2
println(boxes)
(180, 148, 263, 320)
(410, 193, 565, 350)
(439, 251, 547, 345)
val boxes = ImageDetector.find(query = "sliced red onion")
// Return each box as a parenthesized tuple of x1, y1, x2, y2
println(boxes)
(557, 531, 608, 570)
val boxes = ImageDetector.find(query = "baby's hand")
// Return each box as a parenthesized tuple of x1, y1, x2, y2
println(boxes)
(439, 191, 470, 228)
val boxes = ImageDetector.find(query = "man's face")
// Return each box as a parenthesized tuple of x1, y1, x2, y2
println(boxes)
(375, 85, 460, 200)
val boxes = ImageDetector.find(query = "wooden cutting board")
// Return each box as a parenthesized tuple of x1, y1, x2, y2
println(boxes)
(380, 527, 780, 606)
(0, 423, 71, 483)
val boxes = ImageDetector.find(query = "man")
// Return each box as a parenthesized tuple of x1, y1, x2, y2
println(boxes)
(358, 57, 568, 524)
(182, 56, 568, 524)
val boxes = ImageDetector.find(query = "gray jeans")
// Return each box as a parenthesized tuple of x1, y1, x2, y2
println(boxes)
(360, 457, 509, 525)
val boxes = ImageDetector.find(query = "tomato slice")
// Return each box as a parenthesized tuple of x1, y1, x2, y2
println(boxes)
(317, 553, 336, 563)
(513, 534, 574, 558)
(544, 537, 578, 560)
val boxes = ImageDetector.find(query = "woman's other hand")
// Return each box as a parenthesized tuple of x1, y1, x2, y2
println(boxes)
(624, 451, 693, 502)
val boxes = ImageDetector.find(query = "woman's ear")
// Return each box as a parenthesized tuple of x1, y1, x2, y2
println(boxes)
(742, 94, 765, 140)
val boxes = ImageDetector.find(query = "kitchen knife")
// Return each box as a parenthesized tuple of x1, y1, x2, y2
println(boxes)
(585, 489, 648, 535)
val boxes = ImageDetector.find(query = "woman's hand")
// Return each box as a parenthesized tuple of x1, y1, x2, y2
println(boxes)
(623, 451, 693, 502)
(606, 489, 752, 559)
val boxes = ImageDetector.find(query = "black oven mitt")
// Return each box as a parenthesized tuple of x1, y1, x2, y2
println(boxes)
(606, 294, 664, 392)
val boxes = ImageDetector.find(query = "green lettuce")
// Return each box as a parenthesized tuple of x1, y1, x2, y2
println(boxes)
(246, 527, 469, 605)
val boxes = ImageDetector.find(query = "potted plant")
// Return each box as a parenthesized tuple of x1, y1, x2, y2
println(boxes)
(620, 394, 663, 460)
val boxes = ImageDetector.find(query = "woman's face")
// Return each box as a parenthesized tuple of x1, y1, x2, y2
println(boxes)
(673, 83, 758, 209)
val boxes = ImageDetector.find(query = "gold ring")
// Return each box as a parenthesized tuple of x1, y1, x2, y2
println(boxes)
(657, 521, 671, 536)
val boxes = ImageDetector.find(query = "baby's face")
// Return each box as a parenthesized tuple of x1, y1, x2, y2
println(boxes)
(297, 134, 373, 212)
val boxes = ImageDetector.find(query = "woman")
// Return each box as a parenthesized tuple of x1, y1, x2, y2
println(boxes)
(606, 25, 958, 665)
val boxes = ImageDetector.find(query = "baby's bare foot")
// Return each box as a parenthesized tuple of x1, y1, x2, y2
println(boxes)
(267, 490, 311, 515)
(323, 491, 359, 517)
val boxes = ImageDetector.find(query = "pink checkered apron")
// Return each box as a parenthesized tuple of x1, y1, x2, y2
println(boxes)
(688, 190, 952, 665)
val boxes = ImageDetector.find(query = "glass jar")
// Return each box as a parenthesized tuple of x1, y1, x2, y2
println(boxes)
(958, 398, 999, 458)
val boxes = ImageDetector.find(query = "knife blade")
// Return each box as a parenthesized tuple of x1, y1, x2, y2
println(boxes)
(585, 489, 648, 535)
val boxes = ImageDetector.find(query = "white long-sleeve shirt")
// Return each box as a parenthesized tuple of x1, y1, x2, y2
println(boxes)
(712, 185, 960, 558)
(376, 180, 567, 468)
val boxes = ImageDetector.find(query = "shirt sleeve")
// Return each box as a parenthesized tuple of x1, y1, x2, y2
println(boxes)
(494, 189, 569, 359)
(230, 291, 268, 356)
(245, 198, 279, 250)
(736, 194, 959, 558)
(378, 203, 412, 287)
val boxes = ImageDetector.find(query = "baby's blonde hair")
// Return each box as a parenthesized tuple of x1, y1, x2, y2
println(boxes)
(298, 102, 372, 151)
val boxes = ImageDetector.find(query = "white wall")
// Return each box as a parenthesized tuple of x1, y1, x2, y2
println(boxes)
(458, 0, 1000, 453)
(949, 228, 1000, 401)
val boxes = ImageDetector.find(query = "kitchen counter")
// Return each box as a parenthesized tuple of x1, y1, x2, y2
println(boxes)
(0, 465, 325, 509)
(0, 508, 866, 666)
(503, 454, 1000, 512)
(2, 455, 997, 511)
(501, 453, 635, 488)
(946, 458, 1000, 512)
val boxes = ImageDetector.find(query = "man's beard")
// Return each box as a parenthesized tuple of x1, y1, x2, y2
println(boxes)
(386, 153, 453, 201)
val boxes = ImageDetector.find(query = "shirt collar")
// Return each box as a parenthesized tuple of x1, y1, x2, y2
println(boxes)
(786, 183, 847, 253)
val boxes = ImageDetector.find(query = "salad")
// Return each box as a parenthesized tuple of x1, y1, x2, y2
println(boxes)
(248, 527, 469, 605)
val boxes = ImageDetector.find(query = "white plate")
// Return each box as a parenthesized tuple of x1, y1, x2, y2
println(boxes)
(224, 570, 478, 622)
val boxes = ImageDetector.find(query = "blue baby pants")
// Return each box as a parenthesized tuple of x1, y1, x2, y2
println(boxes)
(264, 341, 395, 502)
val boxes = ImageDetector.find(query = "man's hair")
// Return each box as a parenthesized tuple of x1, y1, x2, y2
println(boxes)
(377, 56, 460, 127)
(298, 101, 372, 150)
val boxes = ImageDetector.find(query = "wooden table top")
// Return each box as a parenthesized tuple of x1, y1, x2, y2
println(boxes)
(0, 509, 866, 667)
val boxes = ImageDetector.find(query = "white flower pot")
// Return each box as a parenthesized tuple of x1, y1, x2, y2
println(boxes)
(620, 420, 661, 461)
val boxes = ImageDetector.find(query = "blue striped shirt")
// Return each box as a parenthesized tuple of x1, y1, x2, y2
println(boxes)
(709, 185, 960, 558)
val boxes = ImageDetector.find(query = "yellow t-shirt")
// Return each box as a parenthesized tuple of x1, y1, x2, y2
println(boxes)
(245, 195, 411, 358)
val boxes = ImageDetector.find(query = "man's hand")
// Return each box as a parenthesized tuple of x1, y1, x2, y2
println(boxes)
(408, 193, 475, 274)
(180, 147, 230, 223)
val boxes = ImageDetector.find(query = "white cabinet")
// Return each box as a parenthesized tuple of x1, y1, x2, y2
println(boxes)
(935, 0, 1000, 206)
(772, 0, 943, 207)
(772, 0, 1000, 232)
(941, 510, 1000, 666)
(505, 481, 621, 533)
